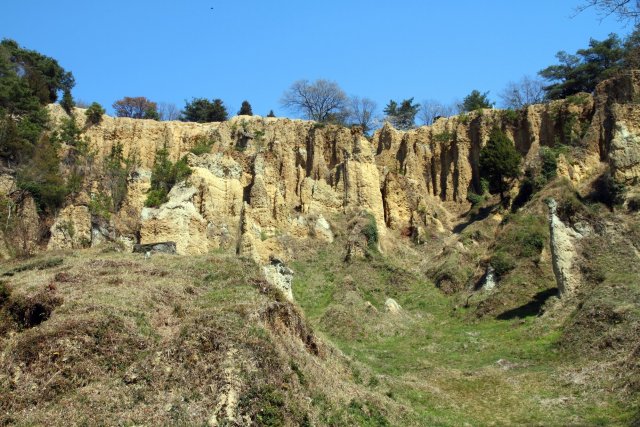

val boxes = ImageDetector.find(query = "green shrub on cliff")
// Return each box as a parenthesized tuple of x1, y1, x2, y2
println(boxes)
(479, 128, 521, 201)
(145, 146, 192, 207)
(16, 135, 68, 212)
(361, 213, 379, 250)
(85, 102, 106, 125)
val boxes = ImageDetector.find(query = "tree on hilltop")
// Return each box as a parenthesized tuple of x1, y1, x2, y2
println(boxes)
(0, 38, 75, 106)
(60, 90, 75, 114)
(348, 96, 377, 134)
(384, 98, 420, 130)
(238, 100, 253, 116)
(419, 100, 457, 125)
(281, 79, 348, 122)
(181, 98, 228, 122)
(0, 38, 74, 164)
(460, 90, 493, 112)
(539, 33, 626, 100)
(499, 76, 545, 109)
(157, 102, 180, 121)
(85, 102, 106, 125)
(112, 96, 159, 119)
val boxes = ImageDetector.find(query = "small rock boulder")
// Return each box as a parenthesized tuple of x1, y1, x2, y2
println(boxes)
(482, 265, 497, 291)
(384, 298, 402, 314)
(133, 242, 177, 255)
(263, 256, 294, 301)
(364, 301, 378, 313)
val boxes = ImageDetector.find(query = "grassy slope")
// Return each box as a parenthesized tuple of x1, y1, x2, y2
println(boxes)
(0, 248, 404, 426)
(292, 209, 639, 426)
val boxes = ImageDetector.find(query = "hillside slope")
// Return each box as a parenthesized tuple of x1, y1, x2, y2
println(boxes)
(0, 248, 411, 426)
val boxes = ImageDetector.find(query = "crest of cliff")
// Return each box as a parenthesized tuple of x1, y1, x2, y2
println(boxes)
(2, 72, 637, 264)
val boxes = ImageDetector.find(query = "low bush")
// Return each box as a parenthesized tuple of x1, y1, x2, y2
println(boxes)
(539, 146, 558, 182)
(490, 250, 516, 277)
(145, 146, 192, 208)
(88, 192, 112, 220)
(238, 385, 287, 426)
(433, 252, 474, 294)
(467, 191, 485, 206)
(566, 93, 590, 106)
(144, 189, 168, 208)
(490, 213, 547, 278)
(189, 134, 215, 155)
(502, 109, 519, 123)
(361, 213, 379, 250)
(433, 131, 454, 143)
(556, 193, 583, 223)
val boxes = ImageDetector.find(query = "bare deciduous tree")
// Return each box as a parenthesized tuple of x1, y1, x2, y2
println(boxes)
(499, 76, 545, 109)
(75, 99, 90, 108)
(419, 100, 457, 125)
(576, 0, 640, 23)
(348, 97, 377, 134)
(157, 102, 180, 121)
(280, 79, 348, 122)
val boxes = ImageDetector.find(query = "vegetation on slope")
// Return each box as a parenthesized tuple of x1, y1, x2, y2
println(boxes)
(291, 202, 640, 425)
(0, 248, 404, 426)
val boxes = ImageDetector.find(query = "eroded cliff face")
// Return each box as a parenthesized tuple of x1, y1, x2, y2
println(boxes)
(35, 73, 640, 261)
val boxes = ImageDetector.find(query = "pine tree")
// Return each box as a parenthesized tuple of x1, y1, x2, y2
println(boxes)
(460, 90, 493, 112)
(16, 135, 68, 212)
(181, 98, 228, 122)
(479, 128, 521, 201)
(384, 98, 420, 130)
(60, 90, 75, 114)
(238, 100, 253, 116)
(145, 146, 192, 207)
(85, 102, 106, 125)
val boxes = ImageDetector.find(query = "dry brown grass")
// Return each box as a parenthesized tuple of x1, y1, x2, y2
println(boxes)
(0, 248, 403, 426)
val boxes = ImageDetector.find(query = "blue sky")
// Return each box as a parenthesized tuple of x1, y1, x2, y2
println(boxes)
(1, 0, 631, 118)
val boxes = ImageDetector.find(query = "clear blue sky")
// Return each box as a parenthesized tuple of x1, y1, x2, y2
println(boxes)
(1, 0, 631, 118)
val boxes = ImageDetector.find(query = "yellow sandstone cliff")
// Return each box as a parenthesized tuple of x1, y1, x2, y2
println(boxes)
(28, 72, 640, 262)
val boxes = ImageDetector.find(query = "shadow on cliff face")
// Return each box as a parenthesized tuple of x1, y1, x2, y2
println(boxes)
(496, 288, 558, 320)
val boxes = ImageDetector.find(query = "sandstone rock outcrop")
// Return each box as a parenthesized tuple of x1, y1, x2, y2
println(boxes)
(140, 183, 209, 255)
(35, 73, 640, 258)
(547, 198, 582, 296)
(593, 71, 640, 186)
(609, 122, 640, 185)
(0, 193, 40, 258)
(47, 205, 91, 250)
(263, 257, 294, 301)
